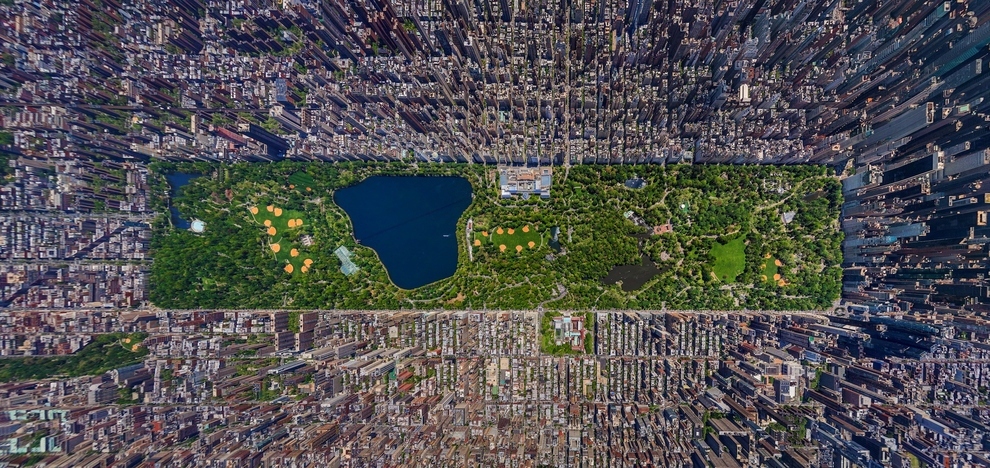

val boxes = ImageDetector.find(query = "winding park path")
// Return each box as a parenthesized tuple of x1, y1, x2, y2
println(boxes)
(465, 218, 474, 262)
(751, 175, 833, 214)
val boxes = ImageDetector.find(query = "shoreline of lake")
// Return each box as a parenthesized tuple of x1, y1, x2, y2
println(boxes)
(334, 175, 473, 289)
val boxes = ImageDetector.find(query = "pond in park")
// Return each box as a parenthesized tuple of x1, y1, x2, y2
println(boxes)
(602, 253, 662, 292)
(166, 173, 202, 230)
(334, 176, 473, 289)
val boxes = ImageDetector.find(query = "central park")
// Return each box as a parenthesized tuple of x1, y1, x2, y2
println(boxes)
(150, 162, 843, 311)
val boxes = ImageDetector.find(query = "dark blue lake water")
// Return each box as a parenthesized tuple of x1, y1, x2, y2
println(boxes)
(334, 176, 473, 289)
(166, 173, 202, 229)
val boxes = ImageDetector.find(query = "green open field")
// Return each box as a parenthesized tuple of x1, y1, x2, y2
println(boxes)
(711, 236, 745, 282)
(288, 171, 315, 193)
(477, 224, 543, 253)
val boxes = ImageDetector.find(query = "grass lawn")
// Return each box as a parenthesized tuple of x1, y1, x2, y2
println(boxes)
(249, 204, 314, 274)
(478, 224, 543, 254)
(711, 236, 745, 282)
(288, 171, 316, 193)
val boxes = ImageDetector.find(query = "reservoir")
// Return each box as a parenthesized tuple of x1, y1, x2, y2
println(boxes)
(166, 173, 202, 229)
(334, 176, 473, 289)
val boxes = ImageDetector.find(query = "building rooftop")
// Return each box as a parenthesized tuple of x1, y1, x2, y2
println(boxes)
(334, 246, 359, 276)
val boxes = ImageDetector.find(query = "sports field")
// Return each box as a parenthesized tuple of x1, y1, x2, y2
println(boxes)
(249, 204, 314, 274)
(760, 254, 786, 286)
(711, 236, 745, 282)
(476, 225, 543, 253)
